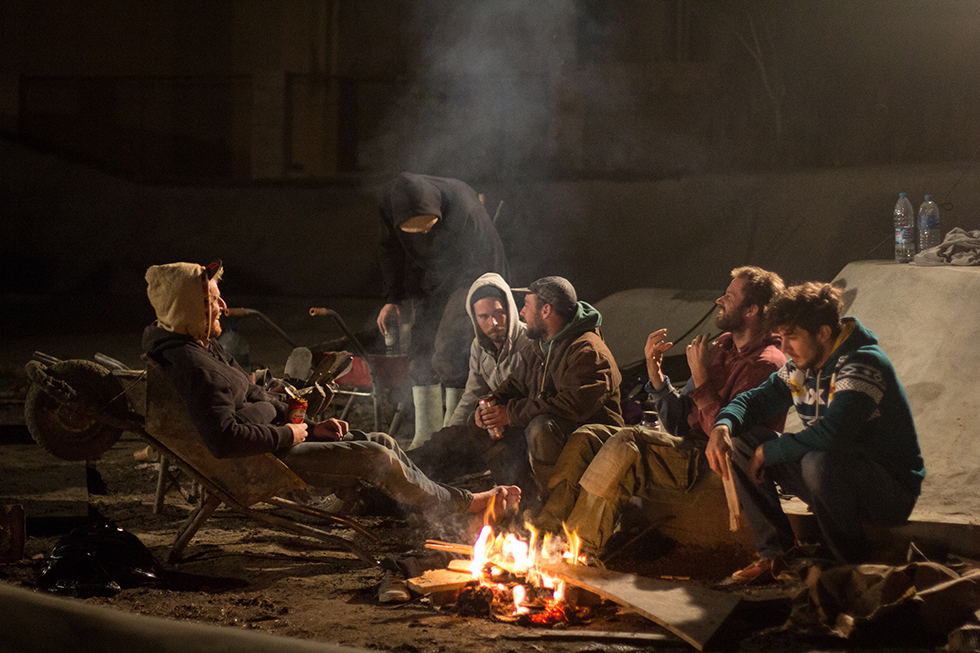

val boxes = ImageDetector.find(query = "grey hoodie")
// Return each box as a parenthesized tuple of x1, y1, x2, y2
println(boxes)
(447, 273, 530, 426)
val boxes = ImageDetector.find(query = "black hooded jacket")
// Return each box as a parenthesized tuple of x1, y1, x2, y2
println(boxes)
(378, 172, 507, 302)
(143, 324, 294, 459)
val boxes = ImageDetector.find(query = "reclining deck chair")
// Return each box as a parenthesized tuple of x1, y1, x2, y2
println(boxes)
(142, 358, 377, 565)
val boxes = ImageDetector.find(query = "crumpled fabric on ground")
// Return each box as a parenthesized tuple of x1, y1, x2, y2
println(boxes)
(913, 227, 980, 266)
(784, 559, 980, 645)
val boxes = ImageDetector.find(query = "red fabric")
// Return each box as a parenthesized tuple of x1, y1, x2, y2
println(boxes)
(687, 332, 786, 436)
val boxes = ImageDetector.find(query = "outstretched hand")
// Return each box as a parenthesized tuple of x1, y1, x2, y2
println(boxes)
(644, 328, 673, 390)
(686, 334, 718, 388)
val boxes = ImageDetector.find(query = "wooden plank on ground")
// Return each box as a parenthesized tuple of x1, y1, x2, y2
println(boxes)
(495, 629, 674, 644)
(537, 561, 739, 651)
(406, 568, 473, 594)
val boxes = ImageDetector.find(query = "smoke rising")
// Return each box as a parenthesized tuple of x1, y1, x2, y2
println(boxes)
(360, 1, 572, 182)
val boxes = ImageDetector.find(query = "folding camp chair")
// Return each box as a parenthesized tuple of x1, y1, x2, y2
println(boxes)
(140, 359, 377, 565)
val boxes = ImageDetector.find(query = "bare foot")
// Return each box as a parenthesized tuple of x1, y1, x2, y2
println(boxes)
(468, 485, 521, 514)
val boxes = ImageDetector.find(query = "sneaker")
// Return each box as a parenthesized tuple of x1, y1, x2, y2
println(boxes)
(378, 570, 411, 603)
(730, 557, 775, 584)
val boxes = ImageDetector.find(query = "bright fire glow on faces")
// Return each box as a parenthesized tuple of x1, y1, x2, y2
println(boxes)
(473, 297, 508, 346)
(207, 279, 226, 338)
(775, 325, 832, 371)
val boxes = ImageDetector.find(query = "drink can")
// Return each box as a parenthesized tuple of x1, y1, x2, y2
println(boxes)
(640, 410, 660, 430)
(478, 395, 504, 439)
(288, 396, 308, 424)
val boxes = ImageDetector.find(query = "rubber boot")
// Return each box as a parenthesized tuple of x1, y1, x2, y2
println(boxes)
(409, 384, 443, 450)
(443, 387, 465, 427)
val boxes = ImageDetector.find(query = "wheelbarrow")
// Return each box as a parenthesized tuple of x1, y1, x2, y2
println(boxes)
(222, 305, 410, 434)
(24, 354, 378, 565)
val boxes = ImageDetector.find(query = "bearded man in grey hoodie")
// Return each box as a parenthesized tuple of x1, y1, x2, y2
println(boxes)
(409, 272, 534, 493)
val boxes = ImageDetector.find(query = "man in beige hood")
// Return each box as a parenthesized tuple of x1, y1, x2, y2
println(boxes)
(143, 261, 518, 519)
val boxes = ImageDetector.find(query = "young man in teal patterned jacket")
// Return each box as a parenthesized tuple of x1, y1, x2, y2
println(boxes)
(707, 282, 925, 581)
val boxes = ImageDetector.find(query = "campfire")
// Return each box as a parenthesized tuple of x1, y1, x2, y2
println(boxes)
(411, 521, 744, 650)
(424, 523, 596, 625)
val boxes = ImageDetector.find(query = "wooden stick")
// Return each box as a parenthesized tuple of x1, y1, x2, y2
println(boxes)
(494, 630, 673, 644)
(722, 454, 740, 532)
(424, 540, 473, 556)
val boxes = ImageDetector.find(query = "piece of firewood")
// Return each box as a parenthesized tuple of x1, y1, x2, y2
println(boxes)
(424, 540, 474, 556)
(405, 568, 473, 594)
(536, 561, 740, 651)
(494, 630, 674, 643)
(722, 454, 740, 532)
(447, 558, 473, 573)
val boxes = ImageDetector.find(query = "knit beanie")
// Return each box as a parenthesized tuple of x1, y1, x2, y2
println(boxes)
(527, 276, 577, 322)
(469, 284, 507, 309)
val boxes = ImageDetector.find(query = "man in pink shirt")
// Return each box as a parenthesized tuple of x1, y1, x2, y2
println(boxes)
(534, 266, 786, 558)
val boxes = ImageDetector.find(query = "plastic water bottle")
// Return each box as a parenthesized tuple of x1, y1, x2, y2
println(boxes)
(893, 193, 915, 263)
(917, 195, 941, 252)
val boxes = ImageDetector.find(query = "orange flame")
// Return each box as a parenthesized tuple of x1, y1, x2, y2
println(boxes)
(467, 522, 583, 622)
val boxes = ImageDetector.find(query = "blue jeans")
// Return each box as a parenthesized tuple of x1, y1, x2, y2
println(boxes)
(277, 431, 472, 515)
(731, 427, 917, 562)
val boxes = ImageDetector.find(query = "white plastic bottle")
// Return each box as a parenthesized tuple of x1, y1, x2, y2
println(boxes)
(917, 195, 941, 252)
(893, 193, 915, 263)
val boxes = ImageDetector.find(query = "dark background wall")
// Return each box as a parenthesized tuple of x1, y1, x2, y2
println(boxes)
(2, 1, 979, 331)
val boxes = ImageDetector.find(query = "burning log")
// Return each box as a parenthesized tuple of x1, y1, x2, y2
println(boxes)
(415, 523, 739, 644)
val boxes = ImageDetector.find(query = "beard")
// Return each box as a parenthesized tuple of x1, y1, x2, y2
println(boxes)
(715, 305, 746, 332)
(487, 327, 506, 347)
(526, 323, 547, 341)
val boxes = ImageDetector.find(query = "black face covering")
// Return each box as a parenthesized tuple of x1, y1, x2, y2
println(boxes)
(401, 229, 436, 260)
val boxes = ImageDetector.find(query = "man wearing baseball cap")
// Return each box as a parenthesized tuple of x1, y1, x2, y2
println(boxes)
(476, 276, 623, 503)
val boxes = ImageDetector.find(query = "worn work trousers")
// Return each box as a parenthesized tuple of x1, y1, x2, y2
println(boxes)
(730, 427, 918, 563)
(538, 424, 704, 554)
(407, 423, 534, 491)
(524, 414, 582, 497)
(277, 431, 472, 516)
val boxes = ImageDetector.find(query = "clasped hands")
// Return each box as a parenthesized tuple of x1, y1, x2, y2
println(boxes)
(475, 403, 509, 431)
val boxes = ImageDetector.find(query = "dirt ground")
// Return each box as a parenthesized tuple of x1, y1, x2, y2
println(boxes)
(0, 329, 949, 653)
(0, 395, 813, 653)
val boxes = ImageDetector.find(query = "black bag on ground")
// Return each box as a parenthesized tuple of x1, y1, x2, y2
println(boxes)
(35, 520, 164, 598)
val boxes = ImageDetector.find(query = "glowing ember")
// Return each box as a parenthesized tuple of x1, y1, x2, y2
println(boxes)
(465, 521, 586, 625)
